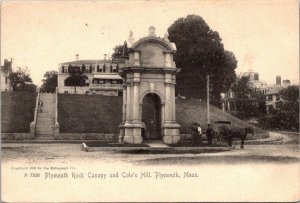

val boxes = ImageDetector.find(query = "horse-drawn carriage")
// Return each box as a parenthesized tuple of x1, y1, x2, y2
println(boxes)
(213, 121, 254, 149)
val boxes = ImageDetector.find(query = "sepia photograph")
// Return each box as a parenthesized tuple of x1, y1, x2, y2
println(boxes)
(1, 0, 299, 202)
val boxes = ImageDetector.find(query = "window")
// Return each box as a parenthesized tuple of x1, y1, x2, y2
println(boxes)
(85, 78, 89, 85)
(99, 80, 104, 84)
(64, 91, 68, 94)
(82, 64, 86, 72)
(103, 65, 106, 72)
(112, 66, 117, 73)
(97, 65, 103, 72)
(68, 65, 73, 73)
(112, 80, 117, 84)
(62, 66, 65, 73)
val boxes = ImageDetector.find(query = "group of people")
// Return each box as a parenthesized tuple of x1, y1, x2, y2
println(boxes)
(190, 123, 215, 146)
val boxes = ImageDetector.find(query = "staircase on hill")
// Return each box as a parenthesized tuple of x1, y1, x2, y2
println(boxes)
(35, 93, 56, 140)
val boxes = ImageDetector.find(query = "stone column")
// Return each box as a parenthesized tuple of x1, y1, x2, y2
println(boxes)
(161, 103, 165, 136)
(123, 72, 143, 144)
(122, 84, 127, 123)
(171, 83, 176, 122)
(164, 73, 172, 123)
(119, 82, 127, 142)
(163, 73, 181, 144)
(125, 83, 132, 123)
(132, 72, 140, 123)
(132, 83, 140, 123)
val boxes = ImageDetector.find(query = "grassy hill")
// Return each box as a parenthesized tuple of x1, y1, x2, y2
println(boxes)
(1, 92, 37, 133)
(176, 99, 263, 134)
(58, 95, 263, 134)
(58, 94, 123, 133)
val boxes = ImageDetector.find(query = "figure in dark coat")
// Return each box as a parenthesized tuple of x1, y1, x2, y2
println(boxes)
(206, 124, 215, 145)
(190, 122, 200, 145)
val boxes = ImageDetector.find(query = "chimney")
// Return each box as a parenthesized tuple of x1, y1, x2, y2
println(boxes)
(276, 75, 281, 86)
(104, 54, 107, 60)
(76, 54, 79, 61)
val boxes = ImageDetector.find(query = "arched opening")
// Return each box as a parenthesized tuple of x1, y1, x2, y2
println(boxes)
(142, 93, 161, 140)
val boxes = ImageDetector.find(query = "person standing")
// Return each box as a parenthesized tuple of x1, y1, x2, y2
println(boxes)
(206, 124, 214, 145)
(39, 100, 43, 113)
(197, 124, 202, 144)
(141, 119, 146, 139)
(190, 122, 198, 145)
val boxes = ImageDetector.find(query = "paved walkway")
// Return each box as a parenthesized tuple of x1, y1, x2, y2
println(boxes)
(145, 142, 169, 148)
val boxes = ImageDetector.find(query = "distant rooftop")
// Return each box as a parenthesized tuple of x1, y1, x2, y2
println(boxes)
(60, 60, 111, 65)
(265, 86, 283, 95)
(60, 58, 126, 65)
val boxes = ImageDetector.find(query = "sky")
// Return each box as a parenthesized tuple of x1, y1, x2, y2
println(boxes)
(1, 0, 299, 86)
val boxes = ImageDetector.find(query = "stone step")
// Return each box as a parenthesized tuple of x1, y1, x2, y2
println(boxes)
(40, 103, 55, 105)
(35, 133, 54, 136)
(37, 117, 55, 120)
(37, 118, 55, 122)
(36, 126, 54, 130)
(37, 113, 55, 118)
(36, 124, 54, 127)
(36, 123, 54, 126)
(40, 93, 55, 96)
(39, 100, 55, 103)
(36, 128, 53, 133)
(36, 124, 54, 129)
(36, 131, 53, 135)
(41, 103, 55, 105)
(37, 111, 55, 115)
(36, 126, 53, 130)
(35, 136, 55, 140)
(38, 109, 55, 112)
(40, 97, 55, 101)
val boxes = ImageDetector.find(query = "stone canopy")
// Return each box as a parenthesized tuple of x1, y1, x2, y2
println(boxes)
(119, 27, 181, 144)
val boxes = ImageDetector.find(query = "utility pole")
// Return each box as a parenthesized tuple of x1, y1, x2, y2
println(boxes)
(207, 74, 210, 125)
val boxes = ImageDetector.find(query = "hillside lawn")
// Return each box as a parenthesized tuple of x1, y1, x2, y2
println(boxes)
(1, 92, 37, 133)
(58, 95, 264, 135)
(58, 94, 122, 133)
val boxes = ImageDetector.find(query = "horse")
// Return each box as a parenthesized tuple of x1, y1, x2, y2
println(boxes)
(215, 125, 254, 149)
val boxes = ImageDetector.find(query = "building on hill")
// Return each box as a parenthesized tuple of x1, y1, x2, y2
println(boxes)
(57, 55, 125, 96)
(264, 85, 283, 113)
(240, 70, 268, 90)
(222, 70, 267, 112)
(1, 59, 13, 92)
(221, 72, 293, 114)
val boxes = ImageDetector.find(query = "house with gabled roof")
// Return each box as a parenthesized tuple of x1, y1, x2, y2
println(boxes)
(57, 55, 125, 96)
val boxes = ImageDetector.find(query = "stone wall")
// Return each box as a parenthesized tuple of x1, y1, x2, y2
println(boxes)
(55, 133, 118, 141)
(1, 133, 34, 140)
